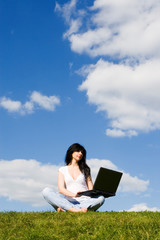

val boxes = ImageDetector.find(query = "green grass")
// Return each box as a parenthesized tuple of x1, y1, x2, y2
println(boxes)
(0, 211, 160, 240)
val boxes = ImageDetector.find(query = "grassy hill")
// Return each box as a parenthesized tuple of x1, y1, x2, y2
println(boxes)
(0, 211, 160, 239)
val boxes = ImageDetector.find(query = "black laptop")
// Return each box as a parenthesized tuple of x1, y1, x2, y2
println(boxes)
(78, 167, 123, 198)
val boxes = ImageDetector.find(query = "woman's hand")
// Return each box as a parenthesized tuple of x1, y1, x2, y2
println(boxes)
(74, 192, 81, 197)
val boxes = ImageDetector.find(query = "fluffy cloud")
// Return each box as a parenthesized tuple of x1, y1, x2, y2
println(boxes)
(55, 0, 83, 39)
(57, 0, 160, 137)
(0, 91, 60, 115)
(88, 159, 149, 193)
(0, 159, 60, 206)
(79, 59, 160, 137)
(0, 97, 22, 112)
(126, 203, 160, 212)
(60, 0, 160, 58)
(55, 0, 77, 24)
(0, 158, 149, 207)
(30, 91, 60, 111)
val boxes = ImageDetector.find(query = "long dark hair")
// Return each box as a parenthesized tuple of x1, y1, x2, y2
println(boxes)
(65, 143, 90, 179)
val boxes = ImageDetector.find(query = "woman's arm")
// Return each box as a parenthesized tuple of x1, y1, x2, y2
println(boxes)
(58, 171, 78, 197)
(86, 175, 93, 190)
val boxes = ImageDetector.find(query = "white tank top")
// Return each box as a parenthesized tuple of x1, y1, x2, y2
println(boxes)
(59, 166, 90, 202)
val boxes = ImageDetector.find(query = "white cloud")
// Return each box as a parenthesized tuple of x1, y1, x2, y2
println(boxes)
(79, 59, 160, 137)
(63, 19, 82, 39)
(30, 91, 60, 111)
(62, 0, 160, 58)
(55, 0, 77, 24)
(57, 0, 160, 137)
(0, 97, 22, 112)
(0, 158, 149, 207)
(23, 101, 34, 114)
(119, 173, 149, 193)
(55, 0, 83, 39)
(0, 91, 60, 115)
(0, 159, 61, 206)
(126, 203, 160, 212)
(88, 159, 149, 193)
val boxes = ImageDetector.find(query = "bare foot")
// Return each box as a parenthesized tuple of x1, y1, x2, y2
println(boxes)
(57, 207, 64, 212)
(68, 207, 87, 213)
(80, 208, 87, 212)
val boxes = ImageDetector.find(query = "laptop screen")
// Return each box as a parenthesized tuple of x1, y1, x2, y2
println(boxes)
(93, 167, 123, 194)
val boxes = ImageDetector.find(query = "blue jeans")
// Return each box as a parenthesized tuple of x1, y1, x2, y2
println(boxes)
(42, 187, 105, 211)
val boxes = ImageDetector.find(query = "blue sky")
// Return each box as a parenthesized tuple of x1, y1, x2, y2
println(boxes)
(0, 0, 160, 212)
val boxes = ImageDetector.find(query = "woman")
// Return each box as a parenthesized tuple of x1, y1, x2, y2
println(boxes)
(42, 143, 105, 212)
